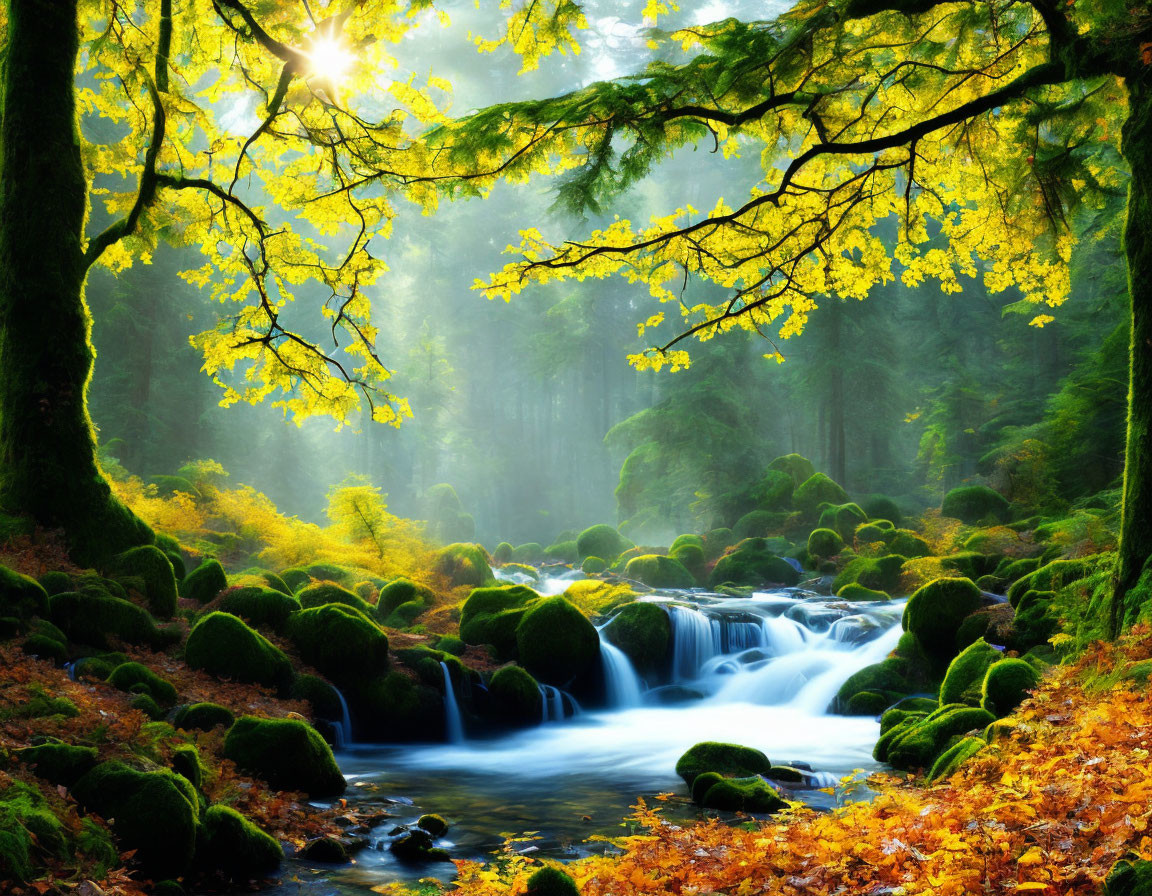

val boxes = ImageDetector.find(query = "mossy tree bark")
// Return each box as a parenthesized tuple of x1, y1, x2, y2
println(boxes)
(0, 0, 152, 565)
(1113, 76, 1152, 633)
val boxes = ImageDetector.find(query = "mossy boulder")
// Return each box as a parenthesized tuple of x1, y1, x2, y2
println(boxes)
(1009, 590, 1060, 652)
(487, 665, 542, 723)
(576, 524, 633, 561)
(807, 528, 844, 558)
(696, 775, 786, 814)
(581, 556, 607, 575)
(223, 716, 345, 797)
(287, 604, 389, 689)
(436, 635, 467, 656)
(544, 541, 580, 563)
(525, 866, 580, 896)
(862, 496, 902, 527)
(926, 736, 986, 782)
(844, 690, 891, 716)
(941, 485, 1011, 524)
(290, 674, 346, 724)
(216, 585, 300, 632)
(902, 578, 983, 668)
(750, 469, 795, 511)
(511, 543, 544, 564)
(131, 694, 165, 720)
(1007, 558, 1095, 606)
(459, 585, 536, 659)
(941, 552, 1001, 580)
(624, 554, 696, 589)
(180, 558, 228, 605)
(854, 523, 893, 545)
(375, 578, 435, 622)
(733, 510, 785, 540)
(0, 565, 49, 619)
(280, 568, 312, 592)
(981, 658, 1040, 717)
(517, 596, 600, 687)
(185, 612, 293, 691)
(602, 602, 671, 678)
(0, 781, 68, 882)
(49, 590, 160, 649)
(170, 743, 203, 790)
(72, 761, 201, 879)
(834, 657, 913, 714)
(21, 634, 67, 664)
(818, 503, 868, 542)
(675, 741, 772, 787)
(709, 538, 801, 588)
(492, 542, 514, 564)
(831, 555, 907, 594)
(794, 473, 850, 518)
(197, 805, 282, 879)
(671, 534, 705, 553)
(888, 530, 931, 559)
(768, 454, 817, 489)
(174, 702, 235, 732)
(298, 582, 374, 617)
(1105, 858, 1152, 896)
(434, 543, 494, 586)
(882, 704, 996, 771)
(16, 743, 98, 787)
(107, 662, 178, 707)
(390, 828, 450, 863)
(836, 583, 891, 601)
(108, 545, 178, 618)
(938, 639, 1003, 706)
(353, 671, 444, 742)
(37, 570, 74, 597)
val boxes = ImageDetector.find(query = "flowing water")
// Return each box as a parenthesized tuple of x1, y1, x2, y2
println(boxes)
(440, 661, 465, 744)
(275, 583, 905, 894)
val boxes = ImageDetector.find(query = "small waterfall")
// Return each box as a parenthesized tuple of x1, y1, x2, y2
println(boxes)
(331, 685, 353, 748)
(669, 605, 723, 680)
(540, 684, 566, 722)
(440, 662, 465, 744)
(599, 637, 644, 708)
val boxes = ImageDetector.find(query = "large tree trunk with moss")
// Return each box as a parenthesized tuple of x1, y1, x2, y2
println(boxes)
(0, 0, 151, 565)
(1113, 78, 1152, 633)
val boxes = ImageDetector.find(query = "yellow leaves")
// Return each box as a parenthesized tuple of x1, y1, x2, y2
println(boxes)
(471, 0, 588, 73)
(1029, 315, 1056, 328)
(637, 313, 664, 338)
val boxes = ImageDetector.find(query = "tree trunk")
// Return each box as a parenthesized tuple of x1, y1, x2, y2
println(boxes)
(0, 0, 152, 565)
(1113, 78, 1152, 633)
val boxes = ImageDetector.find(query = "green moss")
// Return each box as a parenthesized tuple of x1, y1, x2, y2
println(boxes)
(888, 530, 931, 558)
(733, 510, 785, 540)
(0, 781, 67, 883)
(794, 473, 849, 518)
(492, 542, 514, 564)
(173, 702, 234, 732)
(768, 454, 816, 489)
(298, 582, 374, 616)
(581, 556, 608, 574)
(1007, 558, 1095, 606)
(524, 866, 580, 896)
(72, 761, 200, 879)
(179, 558, 227, 605)
(883, 704, 996, 771)
(845, 690, 891, 716)
(544, 540, 579, 563)
(698, 775, 786, 813)
(818, 503, 868, 541)
(832, 555, 907, 594)
(49, 590, 160, 649)
(1, 684, 79, 720)
(434, 543, 495, 586)
(704, 528, 736, 561)
(902, 578, 983, 667)
(709, 538, 801, 588)
(280, 568, 312, 592)
(807, 528, 844, 558)
(197, 804, 281, 878)
(355, 672, 443, 741)
(941, 486, 1011, 524)
(938, 639, 1002, 706)
(107, 662, 178, 706)
(981, 658, 1040, 717)
(108, 545, 178, 619)
(237, 568, 291, 596)
(855, 523, 894, 545)
(376, 578, 434, 621)
(417, 813, 449, 836)
(0, 564, 49, 619)
(511, 542, 544, 564)
(223, 716, 345, 797)
(926, 735, 986, 782)
(459, 584, 536, 658)
(16, 743, 98, 787)
(487, 665, 542, 723)
(836, 583, 891, 601)
(670, 534, 705, 554)
(602, 602, 671, 678)
(436, 635, 467, 656)
(21, 634, 67, 663)
(185, 612, 293, 692)
(390, 828, 450, 863)
(131, 693, 165, 720)
(170, 743, 203, 790)
(1009, 592, 1060, 652)
(38, 570, 73, 597)
(624, 554, 696, 589)
(941, 552, 1001, 580)
(862, 496, 902, 527)
(835, 657, 913, 714)
(517, 595, 600, 687)
(576, 524, 633, 561)
(750, 468, 795, 511)
(675, 741, 772, 787)
(287, 604, 389, 689)
(290, 674, 345, 722)
(1104, 858, 1152, 896)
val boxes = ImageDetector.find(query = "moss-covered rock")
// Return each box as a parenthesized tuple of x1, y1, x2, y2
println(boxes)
(16, 743, 98, 787)
(926, 735, 986, 782)
(21, 634, 67, 664)
(174, 702, 235, 732)
(108, 546, 178, 619)
(940, 552, 1001, 580)
(750, 468, 795, 511)
(768, 454, 817, 489)
(436, 635, 467, 656)
(390, 828, 451, 863)
(544, 540, 580, 563)
(902, 578, 983, 668)
(72, 761, 201, 879)
(185, 612, 293, 691)
(197, 805, 282, 879)
(107, 662, 178, 706)
(491, 542, 514, 564)
(889, 530, 931, 559)
(981, 658, 1040, 717)
(576, 525, 633, 561)
(280, 567, 312, 593)
(487, 665, 542, 723)
(511, 542, 544, 564)
(287, 604, 389, 689)
(130, 693, 165, 720)
(675, 742, 772, 787)
(37, 570, 74, 597)
(290, 674, 346, 724)
(624, 554, 696, 589)
(180, 558, 228, 605)
(581, 556, 607, 575)
(697, 775, 786, 813)
(818, 503, 868, 542)
(794, 473, 850, 518)
(602, 602, 671, 679)
(709, 538, 801, 588)
(434, 543, 494, 587)
(1009, 591, 1060, 652)
(354, 672, 444, 741)
(832, 555, 907, 594)
(375, 578, 435, 622)
(215, 585, 300, 632)
(0, 564, 50, 620)
(883, 704, 996, 771)
(941, 485, 1011, 524)
(844, 690, 891, 716)
(517, 596, 600, 687)
(459, 585, 536, 659)
(298, 582, 374, 616)
(223, 716, 345, 797)
(0, 780, 68, 882)
(854, 523, 894, 545)
(938, 639, 1002, 706)
(834, 657, 914, 714)
(1104, 858, 1152, 896)
(1006, 558, 1095, 606)
(49, 590, 160, 649)
(861, 496, 902, 527)
(169, 743, 203, 790)
(836, 583, 891, 601)
(525, 865, 580, 896)
(417, 814, 449, 836)
(733, 510, 786, 540)
(807, 528, 844, 558)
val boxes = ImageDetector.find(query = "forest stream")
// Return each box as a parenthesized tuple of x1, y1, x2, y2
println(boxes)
(277, 574, 906, 892)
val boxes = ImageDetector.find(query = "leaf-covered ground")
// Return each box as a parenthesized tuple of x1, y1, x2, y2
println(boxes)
(443, 631, 1152, 896)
